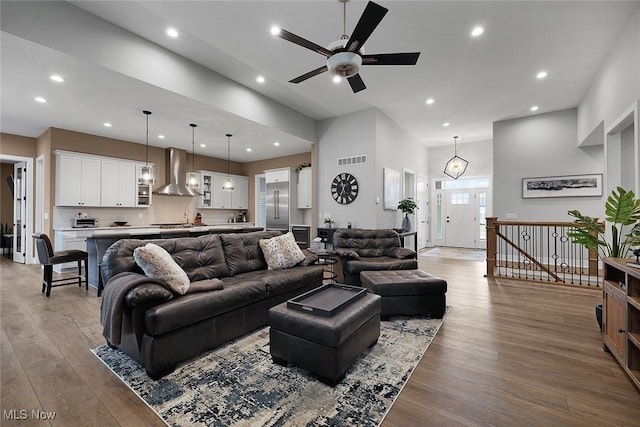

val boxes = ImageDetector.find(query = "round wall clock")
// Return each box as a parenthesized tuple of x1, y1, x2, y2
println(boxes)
(331, 173, 359, 204)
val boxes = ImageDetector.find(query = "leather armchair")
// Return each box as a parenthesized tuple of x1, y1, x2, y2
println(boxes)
(333, 228, 417, 286)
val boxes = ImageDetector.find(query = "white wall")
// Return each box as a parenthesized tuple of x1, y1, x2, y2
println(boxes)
(316, 108, 428, 231)
(317, 110, 377, 229)
(428, 139, 493, 181)
(493, 108, 605, 221)
(375, 110, 428, 230)
(577, 6, 640, 144)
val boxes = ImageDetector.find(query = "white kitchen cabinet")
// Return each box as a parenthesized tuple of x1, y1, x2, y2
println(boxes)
(231, 175, 249, 209)
(101, 160, 136, 207)
(297, 167, 312, 209)
(55, 153, 101, 207)
(213, 174, 233, 209)
(197, 171, 248, 209)
(135, 164, 153, 207)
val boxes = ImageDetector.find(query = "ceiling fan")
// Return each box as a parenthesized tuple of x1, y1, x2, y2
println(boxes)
(274, 0, 420, 93)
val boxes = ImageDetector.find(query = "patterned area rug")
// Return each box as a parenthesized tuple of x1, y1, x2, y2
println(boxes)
(421, 246, 486, 262)
(91, 309, 450, 427)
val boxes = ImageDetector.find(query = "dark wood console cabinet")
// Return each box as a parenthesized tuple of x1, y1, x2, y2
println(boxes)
(603, 258, 640, 390)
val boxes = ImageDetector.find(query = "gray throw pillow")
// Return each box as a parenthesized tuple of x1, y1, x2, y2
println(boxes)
(133, 243, 190, 295)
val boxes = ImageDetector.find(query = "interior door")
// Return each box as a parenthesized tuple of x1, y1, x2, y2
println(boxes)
(416, 175, 428, 249)
(444, 190, 475, 248)
(13, 162, 27, 263)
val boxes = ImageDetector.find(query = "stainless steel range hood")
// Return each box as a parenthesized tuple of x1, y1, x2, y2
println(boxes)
(154, 147, 202, 196)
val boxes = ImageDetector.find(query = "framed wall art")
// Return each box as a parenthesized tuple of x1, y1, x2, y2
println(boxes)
(522, 174, 603, 199)
(383, 167, 400, 209)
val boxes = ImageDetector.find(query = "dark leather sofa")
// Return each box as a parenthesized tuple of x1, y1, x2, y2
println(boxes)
(333, 228, 418, 286)
(100, 230, 324, 378)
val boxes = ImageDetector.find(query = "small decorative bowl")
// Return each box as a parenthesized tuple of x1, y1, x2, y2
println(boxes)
(113, 221, 128, 226)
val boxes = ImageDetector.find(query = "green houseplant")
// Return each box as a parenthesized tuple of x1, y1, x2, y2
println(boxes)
(398, 198, 418, 232)
(568, 186, 640, 259)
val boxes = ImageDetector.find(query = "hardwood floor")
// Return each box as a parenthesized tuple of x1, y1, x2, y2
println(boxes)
(1, 255, 638, 426)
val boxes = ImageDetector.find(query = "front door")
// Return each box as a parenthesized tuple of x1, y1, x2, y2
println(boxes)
(13, 162, 27, 263)
(445, 190, 475, 248)
(416, 175, 428, 249)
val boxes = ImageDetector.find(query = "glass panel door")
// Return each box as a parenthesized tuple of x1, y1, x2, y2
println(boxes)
(13, 162, 26, 263)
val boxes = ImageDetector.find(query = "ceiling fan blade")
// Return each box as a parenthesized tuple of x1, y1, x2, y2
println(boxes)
(278, 29, 333, 57)
(347, 74, 366, 93)
(346, 1, 388, 52)
(362, 52, 421, 65)
(289, 65, 329, 84)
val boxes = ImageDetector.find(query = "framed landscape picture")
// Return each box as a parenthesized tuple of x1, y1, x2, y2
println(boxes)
(522, 174, 603, 198)
(383, 167, 400, 209)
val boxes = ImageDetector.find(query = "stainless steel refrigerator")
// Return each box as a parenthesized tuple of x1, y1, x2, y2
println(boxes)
(266, 180, 289, 231)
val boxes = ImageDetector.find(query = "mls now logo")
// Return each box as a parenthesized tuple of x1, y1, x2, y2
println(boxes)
(3, 409, 56, 420)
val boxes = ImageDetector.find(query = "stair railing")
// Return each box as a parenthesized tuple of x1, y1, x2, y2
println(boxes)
(486, 217, 600, 288)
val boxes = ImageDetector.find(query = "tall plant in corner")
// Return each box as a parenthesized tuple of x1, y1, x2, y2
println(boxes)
(568, 186, 640, 258)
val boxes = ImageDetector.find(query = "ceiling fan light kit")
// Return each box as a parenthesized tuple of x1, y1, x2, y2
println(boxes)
(275, 0, 420, 93)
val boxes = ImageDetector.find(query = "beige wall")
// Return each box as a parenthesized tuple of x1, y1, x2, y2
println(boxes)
(0, 133, 37, 158)
(0, 163, 14, 228)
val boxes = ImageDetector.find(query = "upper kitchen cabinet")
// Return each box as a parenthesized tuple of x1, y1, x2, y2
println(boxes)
(55, 151, 149, 208)
(197, 170, 248, 209)
(297, 167, 312, 209)
(55, 152, 101, 207)
(101, 160, 136, 207)
(231, 175, 249, 209)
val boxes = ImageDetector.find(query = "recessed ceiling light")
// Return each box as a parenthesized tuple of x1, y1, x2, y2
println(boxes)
(536, 71, 548, 79)
(246, 148, 252, 152)
(158, 134, 165, 139)
(256, 76, 265, 83)
(103, 122, 112, 128)
(49, 74, 64, 83)
(166, 28, 179, 38)
(333, 76, 342, 83)
(273, 142, 280, 146)
(443, 122, 450, 127)
(471, 26, 484, 37)
(270, 26, 281, 36)
(530, 106, 539, 111)
(200, 143, 206, 148)
(34, 96, 47, 103)
(425, 98, 435, 105)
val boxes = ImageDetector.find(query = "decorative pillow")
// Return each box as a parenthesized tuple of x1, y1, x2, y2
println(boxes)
(133, 243, 190, 295)
(259, 232, 306, 270)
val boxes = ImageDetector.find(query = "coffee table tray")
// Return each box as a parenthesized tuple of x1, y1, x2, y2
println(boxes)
(287, 284, 366, 317)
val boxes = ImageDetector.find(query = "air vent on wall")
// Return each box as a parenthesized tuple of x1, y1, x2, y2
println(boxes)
(337, 155, 367, 167)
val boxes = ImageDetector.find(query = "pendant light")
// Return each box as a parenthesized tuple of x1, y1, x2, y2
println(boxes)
(186, 123, 199, 189)
(444, 136, 468, 180)
(222, 133, 234, 191)
(139, 110, 155, 185)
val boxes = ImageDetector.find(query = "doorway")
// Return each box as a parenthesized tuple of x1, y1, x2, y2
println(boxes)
(416, 175, 428, 249)
(431, 177, 490, 249)
(0, 155, 34, 263)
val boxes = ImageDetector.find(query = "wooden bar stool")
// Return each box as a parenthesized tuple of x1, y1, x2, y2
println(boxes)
(32, 233, 88, 297)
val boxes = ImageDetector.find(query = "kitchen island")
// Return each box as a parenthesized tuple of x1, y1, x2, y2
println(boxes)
(54, 224, 262, 293)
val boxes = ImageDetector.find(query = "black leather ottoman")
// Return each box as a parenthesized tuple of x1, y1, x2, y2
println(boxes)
(268, 293, 381, 386)
(360, 270, 447, 318)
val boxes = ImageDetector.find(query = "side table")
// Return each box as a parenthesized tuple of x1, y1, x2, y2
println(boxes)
(309, 249, 338, 283)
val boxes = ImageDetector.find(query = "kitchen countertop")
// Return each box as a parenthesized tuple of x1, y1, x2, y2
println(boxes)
(54, 223, 256, 234)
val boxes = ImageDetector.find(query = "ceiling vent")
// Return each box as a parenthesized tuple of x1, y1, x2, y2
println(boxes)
(337, 155, 367, 167)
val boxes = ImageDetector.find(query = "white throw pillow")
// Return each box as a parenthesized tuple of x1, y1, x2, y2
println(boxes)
(259, 232, 306, 270)
(133, 243, 190, 295)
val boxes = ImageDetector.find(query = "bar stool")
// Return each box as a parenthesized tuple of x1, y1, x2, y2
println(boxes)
(32, 233, 88, 297)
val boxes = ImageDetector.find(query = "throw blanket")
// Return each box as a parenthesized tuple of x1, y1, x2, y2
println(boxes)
(101, 272, 165, 346)
(101, 274, 226, 346)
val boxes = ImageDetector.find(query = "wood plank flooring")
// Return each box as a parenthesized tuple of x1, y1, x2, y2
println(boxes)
(1, 255, 638, 426)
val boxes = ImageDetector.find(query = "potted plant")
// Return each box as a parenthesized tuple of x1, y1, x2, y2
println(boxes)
(397, 198, 418, 232)
(567, 186, 640, 259)
(568, 186, 640, 331)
